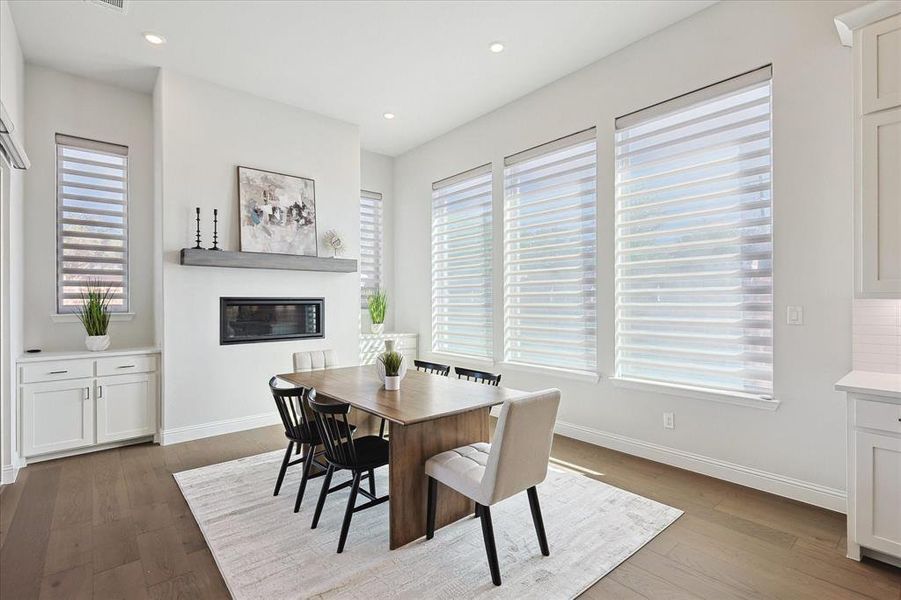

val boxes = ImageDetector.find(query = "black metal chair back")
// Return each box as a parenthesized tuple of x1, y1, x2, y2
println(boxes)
(308, 396, 358, 469)
(269, 376, 316, 442)
(414, 360, 451, 376)
(455, 367, 502, 386)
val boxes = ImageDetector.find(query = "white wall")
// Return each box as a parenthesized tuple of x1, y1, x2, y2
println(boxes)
(393, 0, 859, 509)
(156, 70, 360, 439)
(360, 150, 395, 330)
(0, 0, 25, 482)
(22, 65, 155, 351)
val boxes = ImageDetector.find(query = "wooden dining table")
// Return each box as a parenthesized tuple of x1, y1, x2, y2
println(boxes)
(277, 365, 530, 549)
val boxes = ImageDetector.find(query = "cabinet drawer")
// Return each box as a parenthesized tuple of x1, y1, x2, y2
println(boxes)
(855, 398, 901, 434)
(96, 354, 157, 377)
(20, 359, 93, 384)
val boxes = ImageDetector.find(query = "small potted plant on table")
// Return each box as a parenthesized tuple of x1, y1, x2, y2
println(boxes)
(76, 282, 113, 351)
(378, 350, 405, 391)
(368, 289, 387, 334)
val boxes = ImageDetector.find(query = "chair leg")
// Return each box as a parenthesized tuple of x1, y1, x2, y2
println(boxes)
(379, 418, 387, 439)
(273, 441, 294, 496)
(368, 468, 376, 497)
(337, 472, 361, 553)
(478, 504, 502, 586)
(311, 465, 334, 529)
(527, 486, 549, 556)
(293, 444, 315, 513)
(426, 476, 437, 540)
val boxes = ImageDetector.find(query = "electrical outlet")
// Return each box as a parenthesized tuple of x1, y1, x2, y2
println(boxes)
(663, 412, 674, 430)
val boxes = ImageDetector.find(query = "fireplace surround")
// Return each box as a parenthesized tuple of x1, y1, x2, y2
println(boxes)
(220, 297, 324, 345)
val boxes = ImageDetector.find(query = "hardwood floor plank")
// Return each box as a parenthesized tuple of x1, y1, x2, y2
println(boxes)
(608, 562, 702, 599)
(146, 572, 204, 600)
(0, 468, 29, 550)
(186, 549, 231, 600)
(132, 502, 174, 535)
(50, 454, 95, 530)
(38, 563, 93, 600)
(92, 517, 139, 574)
(43, 523, 93, 576)
(92, 560, 150, 600)
(0, 466, 62, 599)
(136, 525, 191, 586)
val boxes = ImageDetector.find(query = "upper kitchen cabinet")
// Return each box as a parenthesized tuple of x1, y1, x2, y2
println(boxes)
(839, 5, 901, 297)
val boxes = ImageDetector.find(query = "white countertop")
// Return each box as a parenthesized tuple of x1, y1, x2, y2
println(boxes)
(835, 370, 901, 401)
(18, 347, 160, 364)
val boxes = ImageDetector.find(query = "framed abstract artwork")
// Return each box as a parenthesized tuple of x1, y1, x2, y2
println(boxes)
(237, 166, 318, 256)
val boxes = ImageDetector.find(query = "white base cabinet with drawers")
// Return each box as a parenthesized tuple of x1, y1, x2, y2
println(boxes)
(17, 348, 160, 462)
(837, 372, 901, 566)
(359, 333, 418, 366)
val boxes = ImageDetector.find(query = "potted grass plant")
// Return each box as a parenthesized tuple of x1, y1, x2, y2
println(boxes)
(76, 282, 114, 352)
(368, 289, 387, 334)
(378, 350, 405, 391)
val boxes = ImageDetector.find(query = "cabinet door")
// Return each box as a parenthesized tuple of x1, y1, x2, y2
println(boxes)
(855, 431, 901, 556)
(859, 106, 901, 297)
(862, 14, 901, 114)
(21, 379, 94, 457)
(96, 373, 157, 443)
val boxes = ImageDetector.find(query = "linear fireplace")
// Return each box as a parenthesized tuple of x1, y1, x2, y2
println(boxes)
(220, 297, 324, 345)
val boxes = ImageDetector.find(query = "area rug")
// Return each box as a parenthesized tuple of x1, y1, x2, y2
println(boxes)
(174, 450, 682, 599)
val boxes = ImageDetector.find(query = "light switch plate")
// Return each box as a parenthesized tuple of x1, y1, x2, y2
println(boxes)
(786, 305, 804, 325)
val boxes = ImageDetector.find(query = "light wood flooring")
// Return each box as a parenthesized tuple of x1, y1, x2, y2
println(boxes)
(1, 425, 899, 599)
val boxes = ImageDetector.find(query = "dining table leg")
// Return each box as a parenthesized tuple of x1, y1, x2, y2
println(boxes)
(387, 407, 490, 549)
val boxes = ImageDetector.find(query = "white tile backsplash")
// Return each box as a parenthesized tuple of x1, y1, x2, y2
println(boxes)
(853, 299, 901, 373)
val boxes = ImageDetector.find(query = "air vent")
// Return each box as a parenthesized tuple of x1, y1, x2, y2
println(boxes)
(84, 0, 128, 14)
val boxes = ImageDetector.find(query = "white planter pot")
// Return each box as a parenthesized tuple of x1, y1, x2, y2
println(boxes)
(85, 334, 110, 352)
(384, 375, 400, 391)
(370, 323, 385, 334)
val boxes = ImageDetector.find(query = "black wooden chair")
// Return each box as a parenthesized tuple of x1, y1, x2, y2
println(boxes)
(308, 395, 390, 553)
(269, 377, 354, 513)
(414, 359, 451, 376)
(455, 366, 502, 386)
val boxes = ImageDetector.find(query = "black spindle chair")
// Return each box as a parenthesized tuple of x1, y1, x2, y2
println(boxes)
(414, 359, 451, 376)
(308, 396, 390, 553)
(455, 367, 502, 386)
(269, 377, 353, 513)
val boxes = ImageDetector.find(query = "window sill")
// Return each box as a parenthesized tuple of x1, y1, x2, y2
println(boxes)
(610, 377, 780, 411)
(498, 361, 601, 384)
(51, 312, 135, 324)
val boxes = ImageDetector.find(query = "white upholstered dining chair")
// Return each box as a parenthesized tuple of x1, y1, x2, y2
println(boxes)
(424, 388, 561, 586)
(293, 349, 339, 372)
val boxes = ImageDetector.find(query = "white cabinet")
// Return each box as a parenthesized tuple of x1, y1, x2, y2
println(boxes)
(21, 379, 94, 457)
(17, 349, 159, 461)
(853, 11, 901, 298)
(360, 333, 418, 365)
(854, 431, 901, 557)
(96, 373, 157, 443)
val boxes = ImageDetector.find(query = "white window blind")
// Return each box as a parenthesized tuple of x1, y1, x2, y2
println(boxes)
(614, 66, 773, 399)
(360, 189, 383, 307)
(431, 164, 493, 359)
(503, 129, 597, 373)
(56, 134, 129, 313)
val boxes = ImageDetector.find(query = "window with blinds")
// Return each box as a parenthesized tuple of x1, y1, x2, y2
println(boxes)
(56, 134, 129, 313)
(360, 190, 383, 307)
(614, 66, 773, 399)
(431, 164, 493, 359)
(503, 129, 597, 373)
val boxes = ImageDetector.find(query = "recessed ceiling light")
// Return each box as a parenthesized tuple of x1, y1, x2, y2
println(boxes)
(489, 42, 505, 53)
(143, 32, 166, 45)
(383, 112, 395, 120)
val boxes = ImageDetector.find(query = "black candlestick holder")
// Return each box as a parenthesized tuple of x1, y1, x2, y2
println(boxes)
(208, 208, 222, 250)
(192, 207, 203, 249)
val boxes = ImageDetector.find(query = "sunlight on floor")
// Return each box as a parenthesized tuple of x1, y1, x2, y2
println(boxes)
(549, 456, 605, 478)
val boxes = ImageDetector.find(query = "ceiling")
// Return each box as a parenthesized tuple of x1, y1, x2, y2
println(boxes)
(9, 0, 716, 156)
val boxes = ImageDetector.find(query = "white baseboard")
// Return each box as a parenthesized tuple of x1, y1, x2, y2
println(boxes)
(554, 420, 847, 513)
(1, 464, 19, 485)
(160, 411, 280, 446)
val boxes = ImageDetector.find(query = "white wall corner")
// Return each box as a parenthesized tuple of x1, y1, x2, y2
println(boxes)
(554, 420, 847, 513)
(159, 411, 280, 446)
(1, 463, 19, 485)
